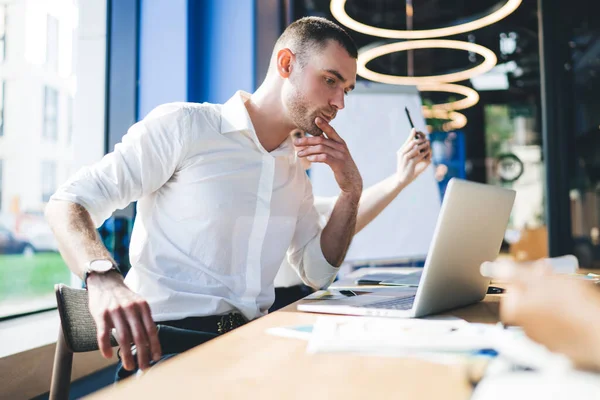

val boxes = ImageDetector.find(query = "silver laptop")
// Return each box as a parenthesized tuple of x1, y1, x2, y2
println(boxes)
(298, 178, 516, 318)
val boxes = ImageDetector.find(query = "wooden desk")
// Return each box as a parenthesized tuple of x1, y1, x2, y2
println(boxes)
(88, 293, 503, 400)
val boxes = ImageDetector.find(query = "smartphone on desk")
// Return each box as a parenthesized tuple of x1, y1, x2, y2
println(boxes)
(355, 271, 422, 287)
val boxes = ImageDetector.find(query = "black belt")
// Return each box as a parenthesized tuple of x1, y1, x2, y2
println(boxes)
(124, 312, 249, 361)
(159, 312, 248, 335)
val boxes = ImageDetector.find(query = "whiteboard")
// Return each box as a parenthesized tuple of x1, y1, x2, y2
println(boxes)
(310, 82, 441, 263)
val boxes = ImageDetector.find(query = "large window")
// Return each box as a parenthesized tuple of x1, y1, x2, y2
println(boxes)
(43, 86, 58, 141)
(0, 0, 107, 319)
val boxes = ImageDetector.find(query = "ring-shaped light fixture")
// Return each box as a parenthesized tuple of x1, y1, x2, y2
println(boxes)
(417, 83, 480, 111)
(331, 0, 522, 39)
(358, 40, 497, 85)
(422, 108, 467, 131)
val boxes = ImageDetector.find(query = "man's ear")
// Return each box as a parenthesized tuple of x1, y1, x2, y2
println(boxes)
(277, 48, 295, 78)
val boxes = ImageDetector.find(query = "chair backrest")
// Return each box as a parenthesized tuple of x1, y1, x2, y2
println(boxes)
(54, 284, 118, 352)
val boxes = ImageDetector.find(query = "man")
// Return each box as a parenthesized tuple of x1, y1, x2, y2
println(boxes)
(48, 15, 434, 378)
(46, 16, 368, 378)
(271, 128, 431, 311)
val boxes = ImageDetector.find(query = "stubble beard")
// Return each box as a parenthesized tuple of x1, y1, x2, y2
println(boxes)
(287, 90, 323, 137)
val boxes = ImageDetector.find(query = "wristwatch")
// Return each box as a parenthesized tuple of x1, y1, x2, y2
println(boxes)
(83, 259, 121, 285)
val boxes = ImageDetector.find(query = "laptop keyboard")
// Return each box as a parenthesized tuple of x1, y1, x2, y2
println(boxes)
(361, 295, 416, 311)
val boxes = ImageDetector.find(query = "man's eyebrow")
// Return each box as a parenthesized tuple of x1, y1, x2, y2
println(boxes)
(324, 69, 356, 91)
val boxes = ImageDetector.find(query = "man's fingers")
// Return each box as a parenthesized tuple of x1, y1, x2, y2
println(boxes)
(95, 312, 114, 359)
(294, 135, 345, 152)
(139, 302, 162, 362)
(111, 310, 136, 371)
(315, 117, 344, 143)
(304, 153, 338, 166)
(123, 305, 152, 371)
(297, 144, 345, 160)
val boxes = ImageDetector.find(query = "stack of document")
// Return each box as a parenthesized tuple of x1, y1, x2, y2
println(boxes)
(306, 315, 573, 372)
(306, 316, 485, 358)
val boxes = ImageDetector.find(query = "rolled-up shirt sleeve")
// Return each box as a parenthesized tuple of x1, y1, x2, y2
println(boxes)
(51, 104, 191, 227)
(286, 176, 339, 290)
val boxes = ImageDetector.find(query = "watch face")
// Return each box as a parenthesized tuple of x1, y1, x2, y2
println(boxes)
(90, 259, 114, 273)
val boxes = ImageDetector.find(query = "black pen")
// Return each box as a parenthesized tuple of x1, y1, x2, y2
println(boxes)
(404, 107, 415, 130)
(405, 106, 421, 141)
(405, 107, 426, 156)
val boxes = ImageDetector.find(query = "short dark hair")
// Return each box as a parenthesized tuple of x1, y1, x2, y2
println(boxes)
(275, 16, 358, 62)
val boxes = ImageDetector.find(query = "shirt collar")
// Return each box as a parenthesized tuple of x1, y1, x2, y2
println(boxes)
(272, 135, 294, 157)
(220, 91, 255, 135)
(220, 91, 294, 157)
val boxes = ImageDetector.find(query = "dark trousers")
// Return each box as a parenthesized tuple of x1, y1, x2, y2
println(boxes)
(269, 284, 315, 313)
(115, 313, 246, 381)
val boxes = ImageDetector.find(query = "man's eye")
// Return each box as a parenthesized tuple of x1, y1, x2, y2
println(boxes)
(325, 77, 335, 85)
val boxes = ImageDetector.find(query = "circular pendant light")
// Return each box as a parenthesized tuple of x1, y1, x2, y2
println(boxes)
(331, 0, 522, 39)
(417, 83, 479, 111)
(422, 108, 468, 130)
(358, 40, 497, 85)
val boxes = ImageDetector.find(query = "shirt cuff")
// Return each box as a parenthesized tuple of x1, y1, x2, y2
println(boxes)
(300, 232, 339, 290)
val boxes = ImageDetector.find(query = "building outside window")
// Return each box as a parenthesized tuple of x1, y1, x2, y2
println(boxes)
(41, 161, 57, 203)
(43, 86, 58, 141)
(0, 0, 106, 319)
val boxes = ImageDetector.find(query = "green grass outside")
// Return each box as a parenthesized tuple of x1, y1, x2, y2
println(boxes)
(0, 252, 71, 301)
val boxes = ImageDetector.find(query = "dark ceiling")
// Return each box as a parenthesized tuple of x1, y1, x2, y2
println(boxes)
(292, 0, 600, 137)
(293, 0, 541, 104)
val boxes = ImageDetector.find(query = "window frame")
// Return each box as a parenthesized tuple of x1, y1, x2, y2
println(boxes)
(42, 86, 59, 141)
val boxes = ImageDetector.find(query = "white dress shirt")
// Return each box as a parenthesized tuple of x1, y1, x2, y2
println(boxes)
(274, 197, 336, 288)
(51, 91, 338, 321)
